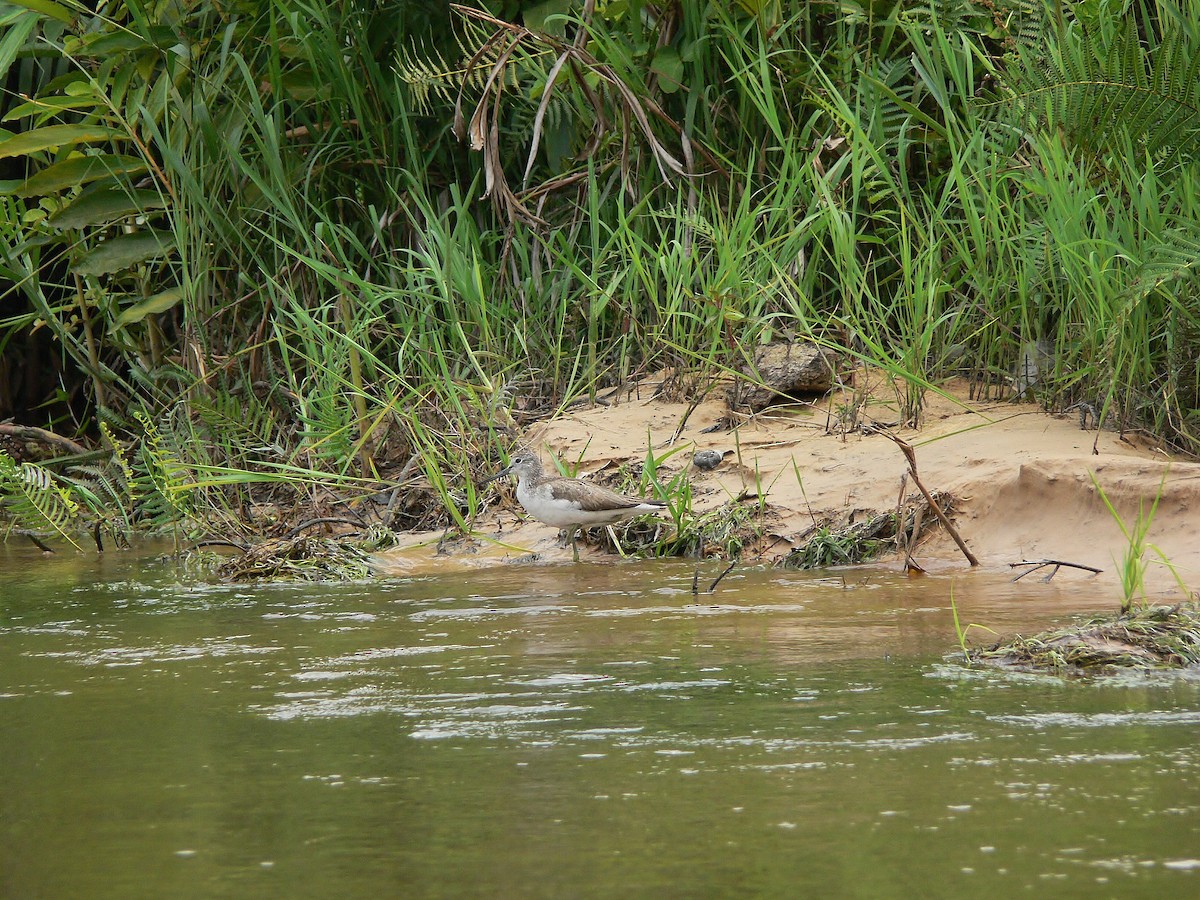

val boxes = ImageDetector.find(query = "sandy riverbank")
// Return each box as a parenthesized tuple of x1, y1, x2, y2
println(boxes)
(374, 376, 1200, 597)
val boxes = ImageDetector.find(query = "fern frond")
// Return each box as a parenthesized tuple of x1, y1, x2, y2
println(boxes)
(134, 411, 196, 522)
(1005, 15, 1200, 164)
(1129, 226, 1200, 302)
(867, 58, 912, 145)
(192, 391, 283, 458)
(1004, 0, 1043, 53)
(99, 420, 139, 508)
(0, 452, 84, 549)
(63, 463, 135, 531)
(395, 16, 525, 114)
(507, 86, 574, 148)
(395, 38, 463, 113)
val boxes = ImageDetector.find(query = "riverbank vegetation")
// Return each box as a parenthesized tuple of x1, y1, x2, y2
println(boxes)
(968, 601, 1200, 671)
(2, 0, 1199, 561)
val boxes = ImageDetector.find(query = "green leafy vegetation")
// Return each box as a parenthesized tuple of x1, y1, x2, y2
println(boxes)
(779, 488, 946, 569)
(2, 0, 1198, 556)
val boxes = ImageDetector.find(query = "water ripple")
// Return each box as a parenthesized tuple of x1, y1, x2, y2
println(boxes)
(32, 639, 280, 667)
(409, 604, 576, 621)
(993, 710, 1200, 728)
(323, 644, 479, 665)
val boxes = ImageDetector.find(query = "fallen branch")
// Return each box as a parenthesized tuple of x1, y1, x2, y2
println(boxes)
(186, 539, 252, 553)
(894, 472, 926, 573)
(867, 426, 978, 567)
(0, 423, 88, 457)
(1010, 559, 1103, 583)
(691, 532, 738, 596)
(26, 533, 54, 553)
(706, 558, 738, 593)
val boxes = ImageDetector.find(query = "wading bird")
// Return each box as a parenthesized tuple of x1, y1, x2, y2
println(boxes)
(482, 451, 666, 561)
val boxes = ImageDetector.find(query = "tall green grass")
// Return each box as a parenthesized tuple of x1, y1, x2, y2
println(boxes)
(2, 0, 1199, 543)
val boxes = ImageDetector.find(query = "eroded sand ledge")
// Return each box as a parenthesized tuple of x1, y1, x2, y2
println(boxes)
(374, 378, 1200, 595)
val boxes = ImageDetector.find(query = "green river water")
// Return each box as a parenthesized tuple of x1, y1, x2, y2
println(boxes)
(2, 542, 1199, 898)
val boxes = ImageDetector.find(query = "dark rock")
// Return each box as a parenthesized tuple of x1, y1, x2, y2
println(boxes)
(692, 450, 724, 471)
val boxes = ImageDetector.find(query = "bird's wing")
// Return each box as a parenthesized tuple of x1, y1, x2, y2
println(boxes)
(566, 484, 664, 512)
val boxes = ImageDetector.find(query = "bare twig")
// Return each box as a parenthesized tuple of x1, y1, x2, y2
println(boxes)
(906, 506, 927, 573)
(867, 426, 978, 567)
(1010, 559, 1103, 582)
(26, 533, 54, 553)
(707, 559, 738, 593)
(896, 469, 926, 574)
(668, 377, 718, 445)
(186, 539, 252, 553)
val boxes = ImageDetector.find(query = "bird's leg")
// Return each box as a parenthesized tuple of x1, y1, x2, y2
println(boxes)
(569, 526, 580, 562)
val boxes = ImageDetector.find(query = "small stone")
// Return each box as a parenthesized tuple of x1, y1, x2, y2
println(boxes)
(693, 450, 724, 471)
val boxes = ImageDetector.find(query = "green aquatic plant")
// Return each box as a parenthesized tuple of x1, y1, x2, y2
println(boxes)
(782, 515, 890, 570)
(0, 425, 140, 551)
(599, 495, 758, 561)
(1090, 470, 1166, 614)
(949, 584, 997, 661)
(134, 411, 198, 531)
(785, 525, 884, 569)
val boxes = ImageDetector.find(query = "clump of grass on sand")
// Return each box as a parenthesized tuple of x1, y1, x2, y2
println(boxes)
(780, 491, 950, 570)
(969, 603, 1200, 672)
(782, 522, 888, 569)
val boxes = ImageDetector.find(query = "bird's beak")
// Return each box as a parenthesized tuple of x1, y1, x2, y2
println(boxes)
(480, 462, 514, 486)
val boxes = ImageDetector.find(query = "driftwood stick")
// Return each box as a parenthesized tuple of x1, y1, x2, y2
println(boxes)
(892, 472, 925, 573)
(906, 505, 927, 574)
(186, 539, 252, 553)
(868, 427, 979, 567)
(893, 472, 908, 555)
(707, 558, 738, 593)
(26, 533, 54, 553)
(0, 424, 88, 457)
(1010, 559, 1102, 582)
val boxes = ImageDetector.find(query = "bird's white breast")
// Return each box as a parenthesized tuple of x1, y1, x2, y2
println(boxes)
(515, 478, 657, 528)
(515, 480, 585, 528)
